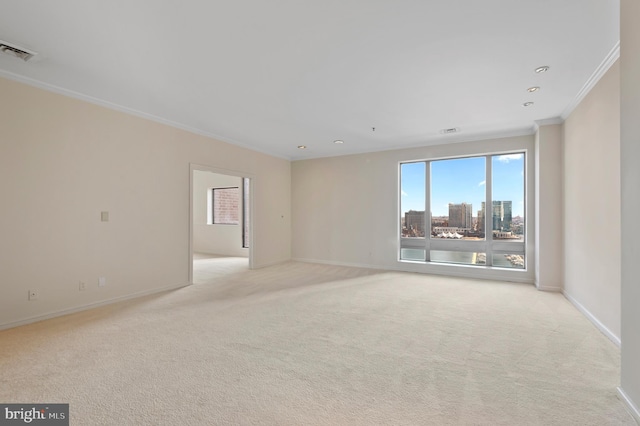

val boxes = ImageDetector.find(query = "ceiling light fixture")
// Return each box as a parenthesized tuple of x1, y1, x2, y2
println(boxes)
(523, 102, 534, 107)
(535, 66, 550, 73)
(527, 86, 540, 93)
(333, 140, 344, 144)
(297, 145, 306, 149)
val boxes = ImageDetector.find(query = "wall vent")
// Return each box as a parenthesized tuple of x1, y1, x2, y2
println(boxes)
(0, 41, 37, 61)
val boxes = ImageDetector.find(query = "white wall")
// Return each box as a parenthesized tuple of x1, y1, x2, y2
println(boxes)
(620, 0, 640, 419)
(292, 135, 536, 283)
(562, 60, 621, 343)
(0, 76, 291, 329)
(193, 171, 248, 257)
(535, 124, 563, 291)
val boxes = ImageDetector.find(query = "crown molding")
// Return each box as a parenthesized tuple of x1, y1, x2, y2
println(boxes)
(560, 41, 620, 120)
(4, 40, 619, 163)
(532, 117, 564, 133)
(0, 69, 291, 160)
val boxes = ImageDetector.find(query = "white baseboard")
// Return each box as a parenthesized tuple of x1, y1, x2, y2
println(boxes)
(563, 291, 621, 347)
(0, 282, 190, 331)
(536, 284, 562, 292)
(293, 257, 386, 271)
(617, 387, 640, 424)
(292, 257, 534, 284)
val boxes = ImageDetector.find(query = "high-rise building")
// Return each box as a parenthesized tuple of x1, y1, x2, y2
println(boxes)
(477, 201, 485, 232)
(448, 203, 472, 228)
(503, 201, 512, 231)
(405, 210, 425, 236)
(492, 201, 512, 231)
(492, 201, 503, 230)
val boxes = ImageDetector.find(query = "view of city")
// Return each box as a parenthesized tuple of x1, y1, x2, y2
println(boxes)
(401, 202, 524, 240)
(400, 153, 525, 268)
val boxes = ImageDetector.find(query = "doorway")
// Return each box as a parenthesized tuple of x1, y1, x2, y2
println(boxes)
(189, 164, 253, 284)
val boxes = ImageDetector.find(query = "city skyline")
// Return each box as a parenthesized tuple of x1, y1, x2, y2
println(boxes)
(401, 153, 525, 217)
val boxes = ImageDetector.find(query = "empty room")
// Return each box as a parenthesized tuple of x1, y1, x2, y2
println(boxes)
(1, 1, 639, 425)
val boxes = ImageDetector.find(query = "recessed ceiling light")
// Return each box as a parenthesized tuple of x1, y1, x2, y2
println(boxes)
(535, 66, 550, 73)
(523, 102, 534, 107)
(333, 140, 344, 144)
(527, 86, 540, 93)
(297, 145, 306, 149)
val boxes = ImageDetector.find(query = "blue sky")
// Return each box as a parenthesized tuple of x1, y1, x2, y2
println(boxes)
(401, 154, 525, 217)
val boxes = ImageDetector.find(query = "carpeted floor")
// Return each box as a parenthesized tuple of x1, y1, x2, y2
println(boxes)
(0, 260, 634, 425)
(192, 253, 249, 285)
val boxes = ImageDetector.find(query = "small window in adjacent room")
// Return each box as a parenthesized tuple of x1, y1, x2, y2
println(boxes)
(211, 187, 240, 225)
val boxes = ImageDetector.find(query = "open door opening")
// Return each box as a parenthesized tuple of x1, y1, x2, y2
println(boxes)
(190, 165, 253, 285)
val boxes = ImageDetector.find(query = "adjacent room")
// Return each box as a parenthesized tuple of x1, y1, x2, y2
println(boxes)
(191, 168, 251, 284)
(1, 1, 639, 424)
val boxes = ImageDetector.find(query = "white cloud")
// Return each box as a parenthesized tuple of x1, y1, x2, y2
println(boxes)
(497, 153, 523, 163)
(478, 180, 486, 186)
(401, 190, 408, 196)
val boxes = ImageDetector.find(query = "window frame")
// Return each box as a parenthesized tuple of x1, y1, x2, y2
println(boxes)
(399, 150, 527, 271)
(211, 186, 240, 225)
(242, 178, 250, 248)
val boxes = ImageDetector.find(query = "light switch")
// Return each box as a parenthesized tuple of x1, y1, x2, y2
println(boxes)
(101, 211, 109, 222)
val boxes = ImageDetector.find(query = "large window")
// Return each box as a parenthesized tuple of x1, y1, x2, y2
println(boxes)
(400, 152, 526, 269)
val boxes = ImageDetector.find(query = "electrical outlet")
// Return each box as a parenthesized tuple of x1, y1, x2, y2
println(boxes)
(98, 277, 106, 287)
(79, 281, 86, 291)
(28, 289, 38, 301)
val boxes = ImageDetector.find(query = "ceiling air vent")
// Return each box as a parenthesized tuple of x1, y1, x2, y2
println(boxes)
(440, 127, 459, 134)
(0, 41, 37, 61)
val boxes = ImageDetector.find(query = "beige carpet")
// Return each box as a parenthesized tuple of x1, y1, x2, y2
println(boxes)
(0, 261, 633, 425)
(192, 253, 249, 284)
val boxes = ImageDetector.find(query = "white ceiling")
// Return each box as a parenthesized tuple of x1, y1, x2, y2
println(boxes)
(0, 1, 620, 160)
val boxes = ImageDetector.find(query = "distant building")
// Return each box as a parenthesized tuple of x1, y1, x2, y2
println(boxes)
(492, 200, 512, 231)
(404, 210, 425, 236)
(477, 201, 485, 232)
(431, 216, 448, 227)
(433, 226, 467, 238)
(449, 203, 473, 228)
(493, 230, 515, 239)
(503, 201, 512, 230)
(492, 201, 503, 230)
